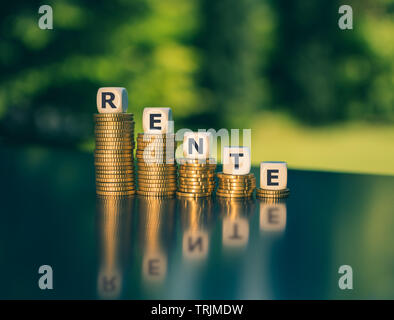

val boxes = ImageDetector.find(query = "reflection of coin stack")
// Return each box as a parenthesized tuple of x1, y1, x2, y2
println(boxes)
(96, 196, 133, 299)
(138, 197, 175, 284)
(179, 198, 212, 261)
(94, 114, 136, 196)
(256, 188, 289, 199)
(216, 172, 256, 198)
(136, 133, 177, 198)
(177, 158, 216, 198)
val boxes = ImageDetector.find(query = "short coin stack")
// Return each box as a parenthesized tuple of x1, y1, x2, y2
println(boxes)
(94, 113, 136, 196)
(177, 159, 216, 198)
(136, 133, 177, 198)
(216, 172, 256, 198)
(256, 187, 289, 199)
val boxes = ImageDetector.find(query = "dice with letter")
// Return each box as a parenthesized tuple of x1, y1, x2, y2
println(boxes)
(142, 108, 173, 134)
(96, 87, 128, 113)
(223, 146, 251, 175)
(260, 161, 287, 190)
(183, 132, 211, 159)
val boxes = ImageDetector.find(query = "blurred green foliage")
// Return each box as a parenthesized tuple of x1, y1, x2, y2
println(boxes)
(0, 0, 393, 147)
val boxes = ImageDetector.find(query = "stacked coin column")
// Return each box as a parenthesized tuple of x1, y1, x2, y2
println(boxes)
(216, 147, 256, 198)
(177, 158, 216, 198)
(94, 87, 135, 197)
(136, 108, 177, 198)
(177, 132, 216, 198)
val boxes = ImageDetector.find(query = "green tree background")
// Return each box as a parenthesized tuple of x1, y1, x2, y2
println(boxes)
(0, 0, 393, 173)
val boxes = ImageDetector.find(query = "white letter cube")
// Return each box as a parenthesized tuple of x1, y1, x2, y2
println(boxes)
(143, 108, 173, 134)
(96, 87, 128, 113)
(223, 146, 251, 175)
(260, 161, 287, 190)
(183, 132, 211, 159)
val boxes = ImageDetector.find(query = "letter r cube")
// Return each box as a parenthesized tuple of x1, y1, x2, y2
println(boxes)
(143, 108, 173, 134)
(96, 87, 128, 113)
(260, 161, 287, 190)
(223, 146, 251, 175)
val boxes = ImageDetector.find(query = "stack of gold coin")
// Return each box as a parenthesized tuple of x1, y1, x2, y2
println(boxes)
(256, 187, 289, 199)
(94, 113, 136, 196)
(136, 133, 177, 197)
(176, 158, 216, 198)
(216, 172, 256, 198)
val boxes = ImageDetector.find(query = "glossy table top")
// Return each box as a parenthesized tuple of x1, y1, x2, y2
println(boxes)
(1, 144, 393, 299)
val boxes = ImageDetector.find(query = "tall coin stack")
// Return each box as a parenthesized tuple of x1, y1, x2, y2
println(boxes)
(176, 158, 216, 198)
(94, 113, 136, 196)
(216, 172, 256, 198)
(136, 133, 177, 198)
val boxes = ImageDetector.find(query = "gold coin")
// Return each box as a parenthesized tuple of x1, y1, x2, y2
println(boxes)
(94, 154, 132, 159)
(136, 151, 174, 156)
(216, 172, 255, 179)
(138, 184, 177, 189)
(137, 172, 177, 181)
(137, 190, 176, 196)
(94, 113, 134, 119)
(95, 134, 134, 139)
(137, 140, 175, 145)
(94, 148, 133, 154)
(95, 171, 134, 175)
(218, 182, 256, 188)
(178, 163, 217, 169)
(137, 180, 177, 185)
(179, 170, 215, 174)
(95, 120, 134, 125)
(95, 120, 135, 125)
(137, 193, 175, 199)
(256, 193, 289, 199)
(96, 191, 136, 196)
(216, 193, 253, 198)
(138, 177, 176, 181)
(96, 177, 135, 183)
(137, 167, 177, 173)
(137, 133, 175, 138)
(95, 130, 134, 136)
(177, 158, 216, 164)
(94, 158, 133, 164)
(256, 187, 289, 192)
(179, 181, 215, 185)
(95, 140, 134, 145)
(176, 191, 212, 198)
(178, 186, 215, 192)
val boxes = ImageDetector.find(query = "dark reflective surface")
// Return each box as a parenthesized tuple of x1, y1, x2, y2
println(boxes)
(0, 144, 393, 299)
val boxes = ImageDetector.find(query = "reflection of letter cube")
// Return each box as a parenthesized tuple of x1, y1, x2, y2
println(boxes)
(260, 203, 287, 232)
(96, 87, 128, 113)
(260, 161, 287, 190)
(182, 231, 209, 260)
(223, 146, 251, 175)
(183, 132, 211, 159)
(143, 108, 173, 134)
(222, 217, 249, 248)
(142, 252, 167, 283)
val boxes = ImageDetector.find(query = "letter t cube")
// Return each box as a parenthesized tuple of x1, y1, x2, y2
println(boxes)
(223, 146, 251, 175)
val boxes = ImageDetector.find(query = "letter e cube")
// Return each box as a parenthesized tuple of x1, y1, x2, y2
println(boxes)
(96, 87, 128, 113)
(142, 108, 173, 134)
